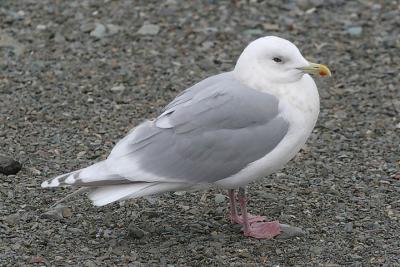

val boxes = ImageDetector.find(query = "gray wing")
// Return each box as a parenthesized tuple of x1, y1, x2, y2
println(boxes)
(109, 72, 289, 184)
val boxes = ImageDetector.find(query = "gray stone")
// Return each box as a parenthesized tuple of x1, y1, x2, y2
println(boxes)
(347, 26, 362, 37)
(344, 222, 353, 233)
(81, 23, 95, 33)
(0, 31, 25, 56)
(137, 24, 160, 35)
(106, 24, 122, 35)
(110, 84, 125, 92)
(127, 223, 145, 239)
(2, 213, 21, 225)
(214, 193, 226, 204)
(90, 23, 106, 38)
(276, 224, 305, 239)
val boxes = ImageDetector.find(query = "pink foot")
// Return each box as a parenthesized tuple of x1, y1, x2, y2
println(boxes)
(243, 220, 281, 239)
(231, 213, 266, 224)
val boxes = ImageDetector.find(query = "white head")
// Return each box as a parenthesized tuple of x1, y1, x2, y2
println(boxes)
(234, 36, 330, 84)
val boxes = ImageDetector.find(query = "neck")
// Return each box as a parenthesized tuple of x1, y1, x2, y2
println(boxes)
(232, 68, 320, 114)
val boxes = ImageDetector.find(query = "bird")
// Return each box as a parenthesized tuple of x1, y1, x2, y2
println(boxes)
(41, 36, 331, 239)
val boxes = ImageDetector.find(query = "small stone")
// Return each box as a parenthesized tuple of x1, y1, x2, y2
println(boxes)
(0, 31, 25, 56)
(214, 193, 226, 204)
(262, 23, 279, 31)
(127, 223, 145, 239)
(106, 24, 121, 35)
(110, 84, 125, 92)
(173, 191, 186, 196)
(0, 154, 22, 175)
(87, 97, 94, 103)
(76, 151, 86, 159)
(163, 226, 176, 233)
(81, 23, 95, 33)
(54, 32, 65, 43)
(310, 246, 323, 255)
(2, 212, 21, 225)
(243, 28, 264, 36)
(347, 26, 362, 37)
(16, 10, 25, 18)
(36, 24, 47, 30)
(43, 205, 70, 220)
(90, 23, 106, 38)
(369, 221, 380, 230)
(137, 24, 160, 35)
(61, 207, 73, 218)
(84, 260, 98, 267)
(344, 222, 353, 233)
(31, 256, 45, 264)
(215, 206, 225, 215)
(350, 254, 363, 260)
(276, 224, 305, 239)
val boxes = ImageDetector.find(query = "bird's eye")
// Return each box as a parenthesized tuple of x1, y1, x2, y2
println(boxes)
(273, 57, 282, 63)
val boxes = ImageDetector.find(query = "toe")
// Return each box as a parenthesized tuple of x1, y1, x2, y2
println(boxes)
(243, 221, 281, 239)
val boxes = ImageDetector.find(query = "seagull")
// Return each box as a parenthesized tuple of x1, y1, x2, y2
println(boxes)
(41, 36, 331, 239)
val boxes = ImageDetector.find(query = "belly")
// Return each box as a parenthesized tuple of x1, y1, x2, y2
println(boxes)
(215, 99, 319, 188)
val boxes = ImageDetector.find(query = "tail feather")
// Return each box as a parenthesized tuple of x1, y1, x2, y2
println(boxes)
(41, 161, 126, 188)
(88, 182, 187, 206)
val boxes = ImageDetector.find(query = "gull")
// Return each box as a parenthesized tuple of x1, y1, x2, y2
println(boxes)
(41, 36, 331, 239)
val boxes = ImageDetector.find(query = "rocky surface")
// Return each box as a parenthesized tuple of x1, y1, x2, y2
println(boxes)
(0, 0, 399, 266)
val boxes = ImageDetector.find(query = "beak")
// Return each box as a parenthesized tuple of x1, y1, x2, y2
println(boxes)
(298, 62, 331, 77)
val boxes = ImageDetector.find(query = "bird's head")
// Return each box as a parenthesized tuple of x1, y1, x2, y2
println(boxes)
(234, 36, 331, 84)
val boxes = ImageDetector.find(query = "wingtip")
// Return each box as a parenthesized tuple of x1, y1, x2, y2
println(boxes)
(41, 177, 61, 188)
(41, 180, 49, 188)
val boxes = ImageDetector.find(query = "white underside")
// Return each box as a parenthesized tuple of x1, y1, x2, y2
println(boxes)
(215, 74, 320, 188)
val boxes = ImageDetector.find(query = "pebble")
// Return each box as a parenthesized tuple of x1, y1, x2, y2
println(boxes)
(214, 193, 226, 204)
(350, 254, 363, 260)
(127, 223, 145, 239)
(43, 205, 72, 220)
(344, 222, 353, 233)
(276, 224, 305, 239)
(137, 24, 160, 35)
(106, 24, 121, 35)
(0, 154, 22, 175)
(84, 260, 98, 267)
(347, 26, 363, 37)
(36, 24, 47, 30)
(90, 23, 106, 38)
(310, 246, 323, 255)
(2, 212, 21, 225)
(61, 207, 73, 218)
(262, 23, 280, 31)
(54, 32, 65, 43)
(110, 84, 125, 92)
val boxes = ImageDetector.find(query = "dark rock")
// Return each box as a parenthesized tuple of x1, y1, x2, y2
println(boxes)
(0, 154, 22, 175)
(127, 223, 145, 239)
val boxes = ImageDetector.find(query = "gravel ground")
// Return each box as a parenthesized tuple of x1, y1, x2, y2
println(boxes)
(1, 0, 399, 266)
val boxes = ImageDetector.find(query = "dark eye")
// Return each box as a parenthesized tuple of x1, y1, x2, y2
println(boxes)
(273, 57, 282, 63)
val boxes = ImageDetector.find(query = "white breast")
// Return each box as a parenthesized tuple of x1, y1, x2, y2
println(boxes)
(215, 74, 320, 188)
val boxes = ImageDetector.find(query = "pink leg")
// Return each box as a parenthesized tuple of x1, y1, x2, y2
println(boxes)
(237, 187, 281, 239)
(228, 189, 240, 223)
(228, 189, 265, 224)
